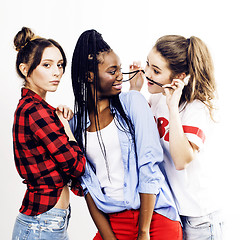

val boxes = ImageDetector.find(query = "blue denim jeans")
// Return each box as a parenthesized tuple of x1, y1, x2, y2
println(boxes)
(181, 211, 224, 240)
(12, 207, 70, 240)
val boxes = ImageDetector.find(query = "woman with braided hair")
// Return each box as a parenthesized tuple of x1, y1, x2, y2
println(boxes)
(70, 29, 182, 240)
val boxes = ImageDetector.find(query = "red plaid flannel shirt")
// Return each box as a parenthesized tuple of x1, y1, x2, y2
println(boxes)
(13, 88, 86, 216)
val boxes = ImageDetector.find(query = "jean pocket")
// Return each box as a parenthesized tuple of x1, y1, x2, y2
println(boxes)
(185, 218, 211, 230)
(13, 216, 32, 240)
(16, 214, 34, 227)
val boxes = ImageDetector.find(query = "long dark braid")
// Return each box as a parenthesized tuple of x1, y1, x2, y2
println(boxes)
(71, 30, 104, 153)
(71, 29, 135, 179)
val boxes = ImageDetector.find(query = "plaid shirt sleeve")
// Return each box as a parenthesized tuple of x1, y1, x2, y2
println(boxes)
(28, 103, 86, 178)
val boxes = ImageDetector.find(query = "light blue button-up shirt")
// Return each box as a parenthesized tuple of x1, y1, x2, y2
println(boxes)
(70, 90, 180, 222)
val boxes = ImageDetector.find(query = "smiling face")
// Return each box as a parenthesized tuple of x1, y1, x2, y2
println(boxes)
(97, 50, 123, 98)
(145, 48, 172, 94)
(24, 46, 64, 99)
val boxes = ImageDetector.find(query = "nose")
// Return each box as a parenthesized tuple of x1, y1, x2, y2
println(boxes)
(116, 70, 123, 81)
(53, 65, 61, 77)
(144, 66, 151, 79)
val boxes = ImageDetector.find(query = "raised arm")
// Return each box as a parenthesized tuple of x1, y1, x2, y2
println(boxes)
(164, 79, 198, 170)
(56, 110, 76, 142)
(28, 105, 86, 178)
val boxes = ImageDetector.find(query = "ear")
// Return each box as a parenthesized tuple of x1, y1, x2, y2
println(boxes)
(174, 72, 186, 80)
(87, 72, 94, 83)
(19, 63, 29, 77)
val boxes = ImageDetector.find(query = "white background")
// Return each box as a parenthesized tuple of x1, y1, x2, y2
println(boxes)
(1, 0, 239, 239)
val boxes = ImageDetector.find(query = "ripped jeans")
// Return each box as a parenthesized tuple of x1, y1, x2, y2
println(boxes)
(12, 207, 70, 240)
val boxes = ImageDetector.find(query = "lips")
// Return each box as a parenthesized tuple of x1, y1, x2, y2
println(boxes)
(146, 76, 165, 87)
(112, 83, 122, 90)
(50, 81, 60, 85)
(147, 81, 154, 85)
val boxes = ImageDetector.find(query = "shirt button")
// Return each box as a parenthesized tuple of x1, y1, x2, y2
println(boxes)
(124, 183, 127, 187)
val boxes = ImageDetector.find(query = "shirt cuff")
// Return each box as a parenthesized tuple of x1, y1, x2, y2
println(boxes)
(68, 141, 82, 151)
(68, 140, 78, 146)
(138, 182, 160, 195)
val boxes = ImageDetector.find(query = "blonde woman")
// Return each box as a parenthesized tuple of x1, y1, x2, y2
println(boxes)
(130, 35, 223, 239)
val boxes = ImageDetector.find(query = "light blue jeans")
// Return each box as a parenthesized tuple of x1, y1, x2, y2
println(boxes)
(12, 207, 70, 240)
(181, 211, 224, 240)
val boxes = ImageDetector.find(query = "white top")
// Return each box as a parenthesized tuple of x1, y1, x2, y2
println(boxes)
(149, 93, 220, 217)
(86, 118, 124, 201)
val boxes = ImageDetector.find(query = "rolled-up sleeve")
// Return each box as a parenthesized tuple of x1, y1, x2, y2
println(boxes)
(28, 104, 86, 178)
(120, 91, 165, 195)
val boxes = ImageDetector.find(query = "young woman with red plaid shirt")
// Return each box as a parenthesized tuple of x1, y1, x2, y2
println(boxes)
(12, 27, 86, 240)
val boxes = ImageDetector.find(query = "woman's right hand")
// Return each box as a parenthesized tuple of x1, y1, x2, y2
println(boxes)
(56, 110, 68, 126)
(56, 104, 73, 121)
(129, 61, 144, 91)
(56, 110, 76, 142)
(163, 78, 185, 111)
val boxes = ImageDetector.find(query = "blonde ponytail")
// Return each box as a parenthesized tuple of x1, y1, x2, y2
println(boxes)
(186, 36, 216, 120)
(154, 35, 217, 121)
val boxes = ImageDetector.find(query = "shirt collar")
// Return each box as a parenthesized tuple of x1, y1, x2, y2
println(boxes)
(21, 88, 55, 111)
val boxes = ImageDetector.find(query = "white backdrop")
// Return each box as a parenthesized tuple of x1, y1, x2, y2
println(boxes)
(1, 0, 240, 239)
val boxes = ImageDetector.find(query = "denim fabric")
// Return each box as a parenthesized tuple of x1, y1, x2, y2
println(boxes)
(181, 211, 224, 240)
(70, 91, 180, 222)
(12, 207, 70, 240)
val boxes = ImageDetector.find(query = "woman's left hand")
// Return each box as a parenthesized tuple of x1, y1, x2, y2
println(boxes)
(137, 232, 150, 240)
(163, 79, 185, 111)
(56, 105, 73, 121)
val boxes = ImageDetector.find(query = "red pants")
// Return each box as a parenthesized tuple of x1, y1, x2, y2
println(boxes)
(93, 210, 182, 240)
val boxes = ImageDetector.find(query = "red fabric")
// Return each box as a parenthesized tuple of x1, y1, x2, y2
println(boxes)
(156, 117, 205, 143)
(13, 88, 86, 216)
(93, 210, 182, 240)
(182, 125, 206, 143)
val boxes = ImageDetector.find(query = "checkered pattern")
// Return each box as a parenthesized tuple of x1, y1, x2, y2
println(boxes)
(13, 88, 86, 216)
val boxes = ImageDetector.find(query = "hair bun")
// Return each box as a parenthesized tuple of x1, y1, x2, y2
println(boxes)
(14, 27, 35, 52)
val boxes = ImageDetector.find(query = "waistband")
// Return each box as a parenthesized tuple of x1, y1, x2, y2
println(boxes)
(181, 210, 223, 222)
(19, 205, 71, 220)
(108, 209, 139, 217)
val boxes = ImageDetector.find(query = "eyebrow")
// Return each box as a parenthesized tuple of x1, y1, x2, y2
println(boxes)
(42, 59, 64, 63)
(152, 64, 162, 71)
(107, 64, 121, 71)
(147, 57, 162, 71)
